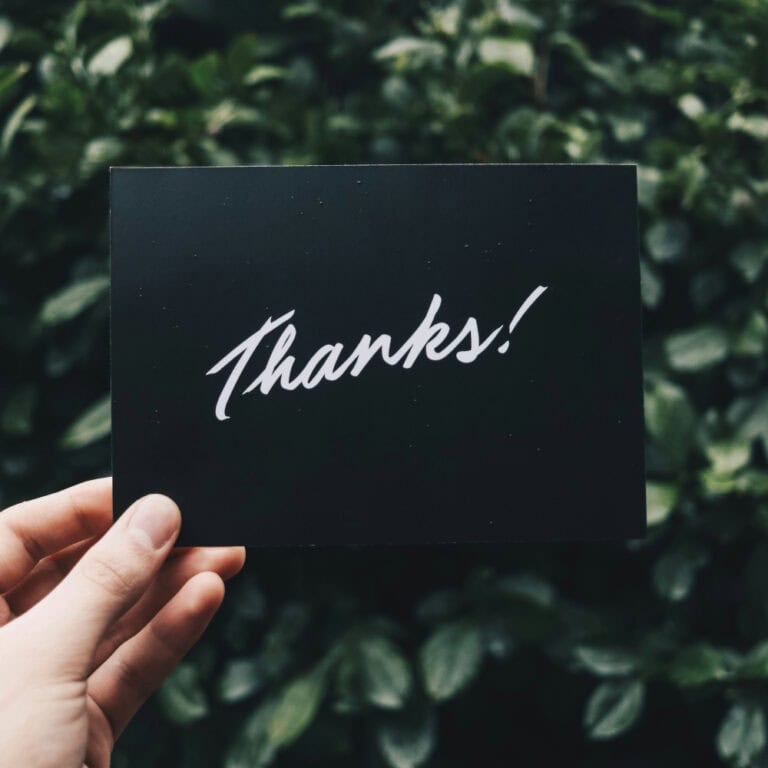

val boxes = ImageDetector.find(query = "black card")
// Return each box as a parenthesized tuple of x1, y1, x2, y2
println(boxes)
(110, 164, 645, 546)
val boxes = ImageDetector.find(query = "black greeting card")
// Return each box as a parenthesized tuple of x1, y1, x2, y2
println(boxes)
(110, 164, 644, 546)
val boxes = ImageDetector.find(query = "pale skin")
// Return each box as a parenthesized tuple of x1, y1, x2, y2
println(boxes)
(0, 477, 246, 768)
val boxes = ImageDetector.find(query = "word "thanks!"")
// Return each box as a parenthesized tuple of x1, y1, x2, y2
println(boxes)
(206, 287, 548, 421)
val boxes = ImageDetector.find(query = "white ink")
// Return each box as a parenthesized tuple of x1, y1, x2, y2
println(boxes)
(206, 287, 548, 420)
(206, 309, 295, 421)
(508, 285, 548, 334)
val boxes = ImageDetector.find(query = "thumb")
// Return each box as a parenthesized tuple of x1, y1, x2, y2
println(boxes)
(28, 493, 181, 675)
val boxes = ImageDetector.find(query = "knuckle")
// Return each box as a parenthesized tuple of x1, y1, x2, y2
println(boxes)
(149, 618, 185, 662)
(111, 653, 152, 701)
(79, 553, 138, 602)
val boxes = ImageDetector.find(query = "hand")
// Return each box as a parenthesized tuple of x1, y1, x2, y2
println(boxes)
(0, 477, 245, 768)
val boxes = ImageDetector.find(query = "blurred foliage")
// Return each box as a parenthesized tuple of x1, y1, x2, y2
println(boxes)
(1, 0, 767, 766)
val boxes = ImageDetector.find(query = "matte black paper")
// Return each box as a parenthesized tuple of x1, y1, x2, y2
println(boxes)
(110, 164, 645, 546)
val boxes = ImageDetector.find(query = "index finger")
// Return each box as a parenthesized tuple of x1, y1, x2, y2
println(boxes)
(0, 477, 113, 593)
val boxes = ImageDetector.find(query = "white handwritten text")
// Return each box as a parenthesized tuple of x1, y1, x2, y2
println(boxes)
(206, 287, 548, 420)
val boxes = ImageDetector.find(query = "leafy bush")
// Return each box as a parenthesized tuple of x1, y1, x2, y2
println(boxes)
(1, 1, 767, 766)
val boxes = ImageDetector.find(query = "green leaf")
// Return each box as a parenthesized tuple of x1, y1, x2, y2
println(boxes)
(584, 680, 644, 740)
(633, 1, 686, 25)
(700, 468, 768, 498)
(0, 62, 30, 107)
(88, 35, 133, 76)
(477, 38, 534, 75)
(705, 440, 751, 476)
(730, 241, 768, 283)
(429, 5, 461, 36)
(644, 380, 697, 466)
(717, 703, 766, 768)
(157, 663, 209, 725)
(738, 641, 768, 679)
(225, 703, 275, 768)
(653, 543, 708, 602)
(359, 636, 412, 709)
(678, 93, 705, 119)
(39, 275, 109, 326)
(0, 17, 11, 51)
(574, 646, 638, 676)
(415, 589, 461, 622)
(60, 396, 111, 449)
(729, 392, 768, 456)
(496, 573, 555, 607)
(645, 219, 689, 262)
(736, 471, 768, 496)
(1, 93, 36, 156)
(282, 3, 322, 19)
(189, 51, 221, 95)
(646, 481, 677, 526)
(733, 312, 768, 357)
(421, 621, 483, 701)
(609, 114, 646, 143)
(497, 2, 542, 29)
(80, 137, 123, 176)
(665, 325, 729, 372)
(244, 65, 286, 86)
(374, 37, 446, 64)
(727, 112, 768, 140)
(377, 715, 435, 768)
(640, 259, 663, 309)
(668, 644, 738, 686)
(637, 166, 662, 209)
(268, 672, 325, 748)
(205, 100, 262, 134)
(1, 385, 37, 436)
(218, 658, 263, 703)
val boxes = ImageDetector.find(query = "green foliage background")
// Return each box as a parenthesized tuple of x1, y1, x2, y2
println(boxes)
(1, 0, 767, 765)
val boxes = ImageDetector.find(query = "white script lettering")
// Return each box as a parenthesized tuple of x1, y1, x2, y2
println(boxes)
(206, 286, 548, 421)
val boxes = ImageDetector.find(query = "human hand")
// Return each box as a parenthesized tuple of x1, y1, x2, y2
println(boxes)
(0, 477, 245, 768)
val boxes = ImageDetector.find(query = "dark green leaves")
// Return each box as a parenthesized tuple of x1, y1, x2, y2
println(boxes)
(665, 325, 729, 372)
(730, 242, 768, 283)
(88, 36, 133, 76)
(38, 275, 109, 326)
(574, 646, 639, 677)
(644, 379, 697, 467)
(645, 481, 677, 526)
(157, 663, 209, 725)
(225, 670, 325, 768)
(645, 219, 689, 262)
(653, 542, 708, 602)
(359, 636, 412, 709)
(727, 113, 768, 141)
(584, 680, 645, 740)
(0, 17, 11, 51)
(4, 2, 768, 767)
(668, 645, 738, 687)
(59, 395, 110, 449)
(739, 642, 768, 679)
(717, 703, 767, 768)
(225, 705, 276, 768)
(267, 671, 325, 747)
(377, 714, 435, 768)
(1, 93, 36, 156)
(705, 441, 752, 476)
(477, 38, 534, 75)
(1, 386, 37, 436)
(420, 622, 482, 702)
(218, 658, 264, 703)
(374, 38, 446, 68)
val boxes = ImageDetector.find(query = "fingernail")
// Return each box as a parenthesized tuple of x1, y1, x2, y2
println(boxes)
(128, 494, 180, 550)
